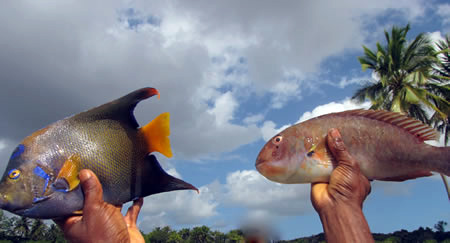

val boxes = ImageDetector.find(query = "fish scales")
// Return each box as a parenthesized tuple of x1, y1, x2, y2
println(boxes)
(256, 109, 450, 185)
(305, 113, 437, 179)
(0, 88, 197, 219)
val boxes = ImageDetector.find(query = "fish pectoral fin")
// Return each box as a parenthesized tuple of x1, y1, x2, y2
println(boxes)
(55, 155, 81, 191)
(71, 210, 83, 216)
(378, 170, 433, 181)
(52, 178, 70, 192)
(140, 112, 173, 158)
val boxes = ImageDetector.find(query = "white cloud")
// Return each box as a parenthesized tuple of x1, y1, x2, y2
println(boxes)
(261, 121, 291, 142)
(0, 0, 431, 161)
(0, 140, 6, 151)
(243, 114, 264, 125)
(207, 92, 238, 126)
(296, 98, 371, 123)
(436, 4, 450, 26)
(261, 99, 371, 142)
(139, 182, 220, 232)
(338, 76, 371, 88)
(223, 170, 312, 216)
(270, 80, 301, 109)
(0, 0, 441, 233)
(0, 139, 15, 174)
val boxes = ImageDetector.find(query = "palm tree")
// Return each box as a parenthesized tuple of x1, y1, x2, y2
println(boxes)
(353, 24, 449, 142)
(430, 34, 450, 145)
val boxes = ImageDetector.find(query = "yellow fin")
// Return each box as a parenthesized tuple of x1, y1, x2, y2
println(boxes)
(140, 112, 173, 158)
(57, 155, 81, 191)
(72, 210, 83, 216)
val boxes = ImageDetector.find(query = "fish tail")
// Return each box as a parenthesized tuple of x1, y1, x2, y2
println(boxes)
(140, 112, 173, 158)
(438, 146, 450, 176)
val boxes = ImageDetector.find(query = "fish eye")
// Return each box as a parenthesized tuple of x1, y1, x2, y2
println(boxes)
(8, 169, 21, 180)
(272, 135, 283, 145)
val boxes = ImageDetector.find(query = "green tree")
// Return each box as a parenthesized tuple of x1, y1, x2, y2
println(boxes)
(167, 231, 183, 243)
(226, 229, 244, 243)
(434, 220, 448, 232)
(45, 224, 66, 243)
(13, 216, 31, 238)
(0, 210, 11, 238)
(179, 228, 191, 241)
(188, 226, 213, 243)
(29, 219, 48, 241)
(353, 24, 449, 136)
(212, 230, 226, 243)
(147, 226, 172, 243)
(430, 34, 450, 145)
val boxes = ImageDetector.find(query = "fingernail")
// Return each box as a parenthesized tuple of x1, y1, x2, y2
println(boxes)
(330, 129, 344, 150)
(330, 128, 340, 138)
(79, 170, 91, 181)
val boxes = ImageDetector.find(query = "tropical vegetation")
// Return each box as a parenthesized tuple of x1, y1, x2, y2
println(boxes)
(352, 24, 449, 144)
(0, 209, 448, 242)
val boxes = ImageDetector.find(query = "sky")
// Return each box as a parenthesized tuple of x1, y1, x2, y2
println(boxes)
(0, 0, 449, 240)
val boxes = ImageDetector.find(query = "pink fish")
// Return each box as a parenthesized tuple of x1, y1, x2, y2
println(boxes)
(256, 109, 450, 186)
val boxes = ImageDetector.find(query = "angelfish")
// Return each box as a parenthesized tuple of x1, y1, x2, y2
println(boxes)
(256, 109, 450, 187)
(0, 87, 198, 219)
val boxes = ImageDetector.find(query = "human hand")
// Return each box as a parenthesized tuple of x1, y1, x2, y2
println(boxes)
(311, 128, 371, 212)
(310, 128, 373, 243)
(55, 169, 145, 243)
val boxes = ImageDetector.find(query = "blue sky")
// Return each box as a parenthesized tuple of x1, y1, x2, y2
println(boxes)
(0, 0, 449, 240)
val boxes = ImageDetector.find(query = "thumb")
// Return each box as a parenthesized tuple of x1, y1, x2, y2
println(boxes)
(79, 169, 104, 212)
(327, 128, 358, 170)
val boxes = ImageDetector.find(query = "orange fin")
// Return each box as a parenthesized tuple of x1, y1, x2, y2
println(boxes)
(72, 210, 83, 215)
(140, 112, 173, 158)
(56, 155, 81, 191)
(338, 109, 439, 141)
(378, 170, 433, 181)
(307, 138, 333, 168)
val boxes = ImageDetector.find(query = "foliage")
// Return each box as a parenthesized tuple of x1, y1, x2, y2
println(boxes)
(0, 210, 447, 242)
(353, 24, 449, 144)
(0, 210, 66, 242)
(435, 221, 449, 233)
(430, 34, 450, 144)
(281, 224, 449, 242)
(188, 226, 214, 243)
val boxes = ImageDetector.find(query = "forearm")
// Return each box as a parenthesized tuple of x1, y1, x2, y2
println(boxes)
(318, 204, 374, 243)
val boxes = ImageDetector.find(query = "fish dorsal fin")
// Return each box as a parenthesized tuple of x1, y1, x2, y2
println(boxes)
(74, 88, 160, 129)
(338, 109, 439, 141)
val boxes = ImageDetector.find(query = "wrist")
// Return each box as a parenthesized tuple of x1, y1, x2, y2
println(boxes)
(318, 202, 373, 243)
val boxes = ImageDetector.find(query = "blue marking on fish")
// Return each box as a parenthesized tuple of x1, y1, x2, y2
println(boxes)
(33, 166, 50, 195)
(10, 144, 25, 160)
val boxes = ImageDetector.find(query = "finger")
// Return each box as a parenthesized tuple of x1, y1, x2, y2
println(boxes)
(117, 204, 123, 212)
(125, 198, 144, 226)
(327, 128, 358, 169)
(53, 216, 82, 235)
(79, 169, 104, 212)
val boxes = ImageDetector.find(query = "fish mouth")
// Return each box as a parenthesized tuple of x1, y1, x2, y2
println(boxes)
(0, 198, 32, 215)
(255, 157, 265, 167)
